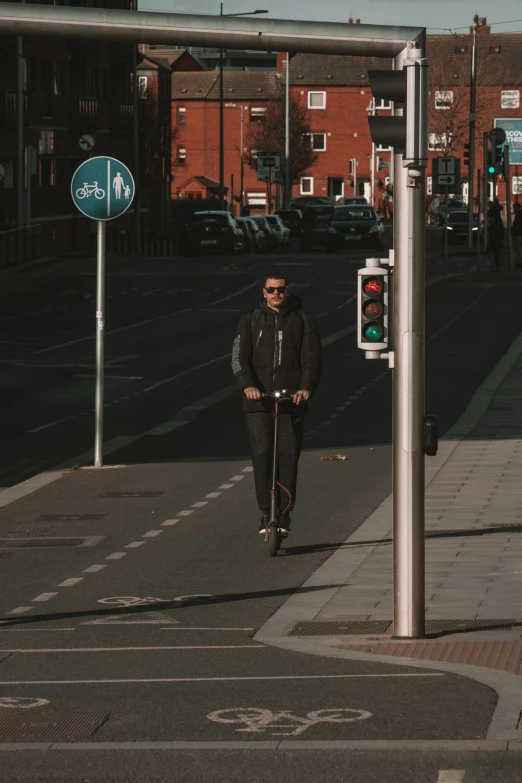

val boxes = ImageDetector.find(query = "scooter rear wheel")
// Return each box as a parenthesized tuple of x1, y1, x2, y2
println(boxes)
(268, 525, 280, 557)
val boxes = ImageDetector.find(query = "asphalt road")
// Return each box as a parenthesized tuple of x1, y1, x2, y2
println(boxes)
(0, 234, 521, 781)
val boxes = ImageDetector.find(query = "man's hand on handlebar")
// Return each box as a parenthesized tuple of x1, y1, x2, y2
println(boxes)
(244, 387, 261, 400)
(293, 390, 311, 405)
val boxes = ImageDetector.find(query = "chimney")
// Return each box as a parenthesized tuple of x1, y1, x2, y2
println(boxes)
(355, 18, 361, 24)
(476, 16, 491, 35)
(348, 18, 353, 24)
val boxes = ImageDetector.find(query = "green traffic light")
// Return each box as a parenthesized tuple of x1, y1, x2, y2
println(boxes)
(364, 323, 383, 342)
(488, 166, 495, 174)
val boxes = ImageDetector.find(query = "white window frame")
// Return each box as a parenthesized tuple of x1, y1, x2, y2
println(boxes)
(427, 176, 432, 196)
(138, 75, 148, 100)
(250, 107, 266, 122)
(178, 107, 186, 123)
(513, 176, 522, 195)
(306, 133, 326, 152)
(300, 176, 313, 195)
(375, 98, 391, 110)
(308, 91, 326, 110)
(434, 90, 453, 110)
(177, 147, 186, 165)
(501, 90, 520, 110)
(376, 143, 391, 152)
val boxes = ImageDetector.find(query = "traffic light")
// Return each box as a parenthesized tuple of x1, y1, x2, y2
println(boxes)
(368, 49, 428, 167)
(488, 128, 506, 176)
(463, 142, 471, 168)
(358, 262, 389, 355)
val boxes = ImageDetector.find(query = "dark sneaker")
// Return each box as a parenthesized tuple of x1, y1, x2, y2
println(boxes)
(278, 513, 292, 536)
(259, 512, 269, 535)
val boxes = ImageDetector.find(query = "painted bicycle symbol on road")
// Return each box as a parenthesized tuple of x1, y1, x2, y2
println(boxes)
(75, 181, 105, 200)
(207, 707, 372, 736)
(0, 697, 49, 709)
(97, 595, 214, 608)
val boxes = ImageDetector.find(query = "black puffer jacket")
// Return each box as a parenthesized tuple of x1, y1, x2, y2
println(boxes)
(231, 295, 322, 412)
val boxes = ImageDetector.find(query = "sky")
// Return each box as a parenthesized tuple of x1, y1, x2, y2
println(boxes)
(138, 0, 522, 35)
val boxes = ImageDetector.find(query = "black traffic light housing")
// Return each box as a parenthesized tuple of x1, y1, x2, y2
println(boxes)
(368, 71, 407, 149)
(357, 262, 389, 356)
(463, 142, 471, 168)
(488, 127, 506, 176)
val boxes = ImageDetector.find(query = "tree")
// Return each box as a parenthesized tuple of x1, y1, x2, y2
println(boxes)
(245, 85, 318, 200)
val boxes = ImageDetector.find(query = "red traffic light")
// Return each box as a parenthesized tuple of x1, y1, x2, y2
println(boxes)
(363, 278, 383, 296)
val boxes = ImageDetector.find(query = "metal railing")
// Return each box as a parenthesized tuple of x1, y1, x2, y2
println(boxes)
(0, 224, 42, 269)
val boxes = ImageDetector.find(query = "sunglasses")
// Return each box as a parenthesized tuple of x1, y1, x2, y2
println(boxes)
(265, 286, 288, 294)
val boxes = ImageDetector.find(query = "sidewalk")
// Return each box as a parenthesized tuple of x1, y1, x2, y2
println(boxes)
(257, 329, 522, 741)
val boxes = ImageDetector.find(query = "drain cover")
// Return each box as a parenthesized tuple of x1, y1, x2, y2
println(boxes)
(425, 619, 516, 633)
(37, 514, 106, 522)
(0, 711, 110, 741)
(288, 620, 392, 636)
(98, 491, 164, 498)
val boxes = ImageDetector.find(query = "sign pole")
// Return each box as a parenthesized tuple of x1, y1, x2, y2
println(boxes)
(94, 219, 106, 468)
(505, 146, 513, 270)
(443, 185, 449, 279)
(476, 168, 481, 271)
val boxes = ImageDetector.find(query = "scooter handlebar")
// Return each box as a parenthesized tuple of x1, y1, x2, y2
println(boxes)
(260, 390, 294, 402)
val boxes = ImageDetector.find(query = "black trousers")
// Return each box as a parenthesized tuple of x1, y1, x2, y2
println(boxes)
(245, 410, 304, 515)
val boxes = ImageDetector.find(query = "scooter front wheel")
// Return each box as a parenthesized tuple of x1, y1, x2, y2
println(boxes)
(268, 525, 280, 557)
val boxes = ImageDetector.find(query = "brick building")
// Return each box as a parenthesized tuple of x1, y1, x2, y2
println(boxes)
(0, 0, 137, 255)
(169, 19, 522, 215)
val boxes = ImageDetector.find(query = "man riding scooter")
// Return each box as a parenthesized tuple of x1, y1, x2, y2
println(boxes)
(231, 272, 322, 535)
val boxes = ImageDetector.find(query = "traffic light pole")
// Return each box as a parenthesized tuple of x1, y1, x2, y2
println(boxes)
(467, 18, 477, 251)
(483, 133, 489, 253)
(505, 146, 514, 269)
(392, 43, 426, 639)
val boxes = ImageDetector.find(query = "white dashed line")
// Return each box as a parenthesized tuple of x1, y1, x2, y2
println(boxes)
(142, 530, 162, 538)
(241, 467, 254, 473)
(192, 501, 208, 508)
(204, 493, 221, 499)
(161, 519, 179, 527)
(178, 510, 194, 517)
(105, 553, 127, 560)
(83, 565, 107, 573)
(218, 484, 234, 489)
(125, 542, 146, 548)
(438, 773, 466, 783)
(6, 607, 32, 616)
(57, 578, 83, 588)
(32, 593, 58, 603)
(230, 475, 245, 481)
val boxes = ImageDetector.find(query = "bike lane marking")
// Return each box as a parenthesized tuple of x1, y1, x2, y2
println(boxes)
(0, 673, 443, 685)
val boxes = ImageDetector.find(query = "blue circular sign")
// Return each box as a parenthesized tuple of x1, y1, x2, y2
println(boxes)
(71, 156, 135, 221)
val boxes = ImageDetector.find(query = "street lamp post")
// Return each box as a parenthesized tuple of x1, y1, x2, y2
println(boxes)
(219, 6, 268, 211)
(225, 103, 245, 215)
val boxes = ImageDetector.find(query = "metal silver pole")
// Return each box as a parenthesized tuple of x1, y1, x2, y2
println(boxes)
(240, 105, 244, 216)
(483, 133, 489, 253)
(444, 184, 448, 279)
(353, 158, 357, 196)
(16, 32, 24, 227)
(392, 44, 426, 639)
(132, 44, 141, 253)
(94, 220, 106, 469)
(505, 146, 514, 269)
(467, 17, 477, 250)
(285, 52, 290, 209)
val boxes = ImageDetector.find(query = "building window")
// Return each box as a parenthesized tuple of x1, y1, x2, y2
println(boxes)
(489, 45, 501, 54)
(428, 133, 449, 151)
(513, 177, 522, 195)
(300, 176, 313, 194)
(39, 130, 54, 155)
(375, 98, 391, 109)
(501, 90, 520, 109)
(435, 91, 453, 110)
(377, 143, 391, 152)
(427, 176, 432, 195)
(178, 107, 186, 124)
(250, 107, 266, 122)
(308, 91, 326, 109)
(177, 147, 186, 166)
(138, 76, 147, 100)
(455, 46, 467, 54)
(39, 158, 57, 187)
(306, 133, 326, 151)
(53, 62, 64, 96)
(250, 149, 259, 161)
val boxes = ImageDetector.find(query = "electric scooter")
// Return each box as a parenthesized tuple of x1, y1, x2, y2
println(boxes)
(261, 390, 294, 557)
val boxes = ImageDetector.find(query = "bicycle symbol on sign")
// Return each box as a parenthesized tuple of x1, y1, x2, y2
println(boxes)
(75, 181, 105, 200)
(207, 707, 372, 736)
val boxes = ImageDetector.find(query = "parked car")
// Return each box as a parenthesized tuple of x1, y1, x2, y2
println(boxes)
(445, 209, 483, 243)
(236, 217, 257, 253)
(182, 211, 245, 256)
(329, 205, 385, 251)
(428, 197, 466, 226)
(340, 196, 369, 206)
(244, 217, 266, 252)
(264, 214, 290, 247)
(290, 196, 336, 209)
(274, 209, 303, 238)
(251, 215, 277, 250)
(299, 205, 336, 250)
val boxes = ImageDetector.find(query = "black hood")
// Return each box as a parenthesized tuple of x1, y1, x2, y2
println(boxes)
(259, 292, 302, 315)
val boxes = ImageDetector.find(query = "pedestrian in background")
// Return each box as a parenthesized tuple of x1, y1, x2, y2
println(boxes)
(487, 199, 504, 272)
(511, 202, 522, 267)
